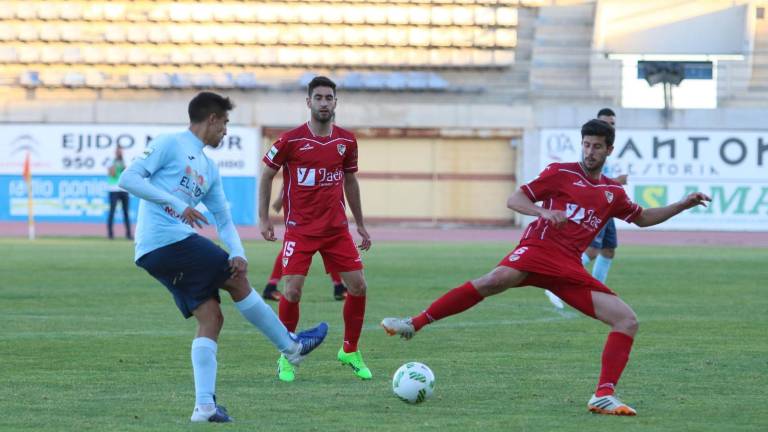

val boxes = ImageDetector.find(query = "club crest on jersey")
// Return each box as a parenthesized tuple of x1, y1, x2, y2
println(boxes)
(337, 143, 346, 156)
(605, 191, 614, 203)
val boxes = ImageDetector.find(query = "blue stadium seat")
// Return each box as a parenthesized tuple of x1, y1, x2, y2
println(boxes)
(385, 72, 407, 91)
(362, 73, 386, 90)
(234, 72, 260, 89)
(427, 73, 449, 91)
(19, 71, 41, 87)
(298, 72, 317, 87)
(341, 72, 364, 90)
(405, 72, 429, 90)
(170, 73, 193, 89)
(212, 73, 235, 89)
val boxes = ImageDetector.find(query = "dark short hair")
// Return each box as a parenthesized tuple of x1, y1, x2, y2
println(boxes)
(188, 92, 234, 123)
(597, 107, 616, 118)
(581, 119, 615, 147)
(307, 76, 336, 97)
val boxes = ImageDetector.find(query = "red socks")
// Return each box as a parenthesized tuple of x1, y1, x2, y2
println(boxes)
(411, 282, 484, 331)
(596, 331, 634, 396)
(278, 297, 300, 333)
(268, 253, 283, 285)
(342, 293, 366, 353)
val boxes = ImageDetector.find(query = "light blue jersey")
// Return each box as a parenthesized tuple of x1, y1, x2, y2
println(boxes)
(119, 130, 245, 261)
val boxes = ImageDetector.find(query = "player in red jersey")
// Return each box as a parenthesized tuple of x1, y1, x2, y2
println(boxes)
(259, 76, 372, 382)
(382, 119, 711, 416)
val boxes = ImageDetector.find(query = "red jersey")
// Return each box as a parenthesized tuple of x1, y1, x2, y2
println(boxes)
(263, 123, 358, 236)
(519, 162, 642, 259)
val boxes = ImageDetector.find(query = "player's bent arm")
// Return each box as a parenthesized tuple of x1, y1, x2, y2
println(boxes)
(633, 192, 711, 227)
(508, 189, 567, 227)
(118, 164, 187, 214)
(343, 172, 365, 226)
(507, 189, 546, 217)
(258, 166, 279, 221)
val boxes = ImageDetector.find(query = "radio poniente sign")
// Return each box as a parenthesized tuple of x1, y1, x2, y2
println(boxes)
(0, 124, 259, 224)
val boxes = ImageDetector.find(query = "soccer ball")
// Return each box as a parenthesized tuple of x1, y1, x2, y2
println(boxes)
(392, 362, 435, 404)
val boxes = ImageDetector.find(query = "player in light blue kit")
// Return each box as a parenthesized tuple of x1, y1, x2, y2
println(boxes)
(119, 92, 328, 423)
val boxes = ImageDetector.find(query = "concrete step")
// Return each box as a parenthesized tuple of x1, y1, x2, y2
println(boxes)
(537, 4, 595, 22)
(534, 24, 593, 38)
(533, 32, 592, 47)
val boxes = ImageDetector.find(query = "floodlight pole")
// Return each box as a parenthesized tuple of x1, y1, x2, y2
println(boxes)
(662, 82, 673, 126)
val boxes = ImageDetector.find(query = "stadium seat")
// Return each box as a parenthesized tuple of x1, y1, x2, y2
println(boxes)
(427, 73, 449, 91)
(0, 47, 17, 63)
(17, 47, 40, 63)
(149, 73, 172, 89)
(63, 72, 86, 88)
(59, 5, 82, 21)
(19, 71, 41, 87)
(169, 49, 191, 65)
(405, 71, 429, 90)
(192, 73, 215, 89)
(17, 27, 39, 43)
(212, 73, 235, 89)
(385, 72, 408, 91)
(170, 73, 193, 89)
(40, 71, 65, 87)
(362, 73, 386, 90)
(104, 27, 127, 43)
(38, 26, 61, 42)
(127, 72, 150, 88)
(234, 72, 260, 89)
(40, 47, 62, 64)
(15, 3, 37, 20)
(0, 25, 14, 42)
(298, 72, 317, 87)
(85, 71, 106, 88)
(341, 72, 364, 90)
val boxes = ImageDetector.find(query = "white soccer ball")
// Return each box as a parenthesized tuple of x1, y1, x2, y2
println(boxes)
(392, 362, 435, 404)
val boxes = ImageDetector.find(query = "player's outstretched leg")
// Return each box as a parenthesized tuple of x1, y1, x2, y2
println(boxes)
(382, 267, 525, 339)
(381, 280, 485, 339)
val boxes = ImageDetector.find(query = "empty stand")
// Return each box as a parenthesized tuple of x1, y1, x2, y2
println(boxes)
(0, 0, 525, 91)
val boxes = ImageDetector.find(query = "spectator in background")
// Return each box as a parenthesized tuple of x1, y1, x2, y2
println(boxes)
(107, 146, 132, 240)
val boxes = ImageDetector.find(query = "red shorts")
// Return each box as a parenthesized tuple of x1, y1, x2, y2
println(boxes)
(280, 229, 363, 276)
(498, 244, 616, 318)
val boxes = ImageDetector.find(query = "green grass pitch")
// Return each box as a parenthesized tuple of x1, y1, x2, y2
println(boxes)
(1, 238, 766, 431)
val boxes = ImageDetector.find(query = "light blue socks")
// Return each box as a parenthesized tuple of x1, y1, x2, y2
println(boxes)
(581, 252, 592, 266)
(592, 255, 613, 283)
(235, 288, 297, 353)
(191, 337, 217, 406)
